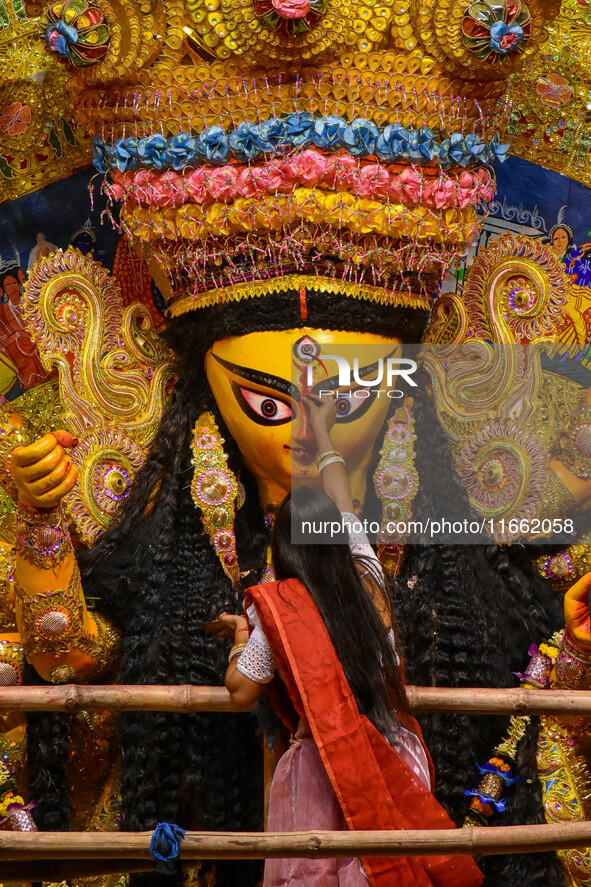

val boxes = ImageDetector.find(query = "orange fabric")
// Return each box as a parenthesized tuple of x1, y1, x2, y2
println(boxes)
(245, 578, 482, 887)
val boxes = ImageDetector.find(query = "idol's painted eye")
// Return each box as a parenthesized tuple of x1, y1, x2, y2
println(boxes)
(232, 383, 294, 426)
(334, 390, 377, 424)
(335, 396, 353, 418)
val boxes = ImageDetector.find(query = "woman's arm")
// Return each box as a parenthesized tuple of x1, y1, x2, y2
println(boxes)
(304, 395, 392, 629)
(304, 394, 355, 513)
(225, 657, 265, 709)
(210, 612, 265, 709)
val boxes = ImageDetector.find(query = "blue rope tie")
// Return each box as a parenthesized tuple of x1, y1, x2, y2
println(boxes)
(149, 822, 187, 875)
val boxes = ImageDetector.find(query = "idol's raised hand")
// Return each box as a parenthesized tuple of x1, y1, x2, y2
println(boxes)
(10, 430, 78, 509)
(564, 572, 591, 650)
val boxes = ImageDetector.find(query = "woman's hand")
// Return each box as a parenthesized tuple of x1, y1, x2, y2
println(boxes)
(10, 431, 78, 510)
(304, 393, 356, 512)
(303, 393, 336, 443)
(564, 572, 591, 651)
(204, 611, 248, 640)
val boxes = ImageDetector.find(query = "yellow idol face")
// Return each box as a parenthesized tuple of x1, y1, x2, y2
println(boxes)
(205, 328, 403, 507)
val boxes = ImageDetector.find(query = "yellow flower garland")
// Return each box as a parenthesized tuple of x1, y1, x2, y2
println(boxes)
(124, 188, 478, 245)
(0, 792, 24, 818)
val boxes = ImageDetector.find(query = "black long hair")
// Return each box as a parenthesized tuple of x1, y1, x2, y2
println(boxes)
(26, 289, 565, 886)
(272, 486, 407, 738)
(26, 290, 425, 887)
(394, 375, 565, 886)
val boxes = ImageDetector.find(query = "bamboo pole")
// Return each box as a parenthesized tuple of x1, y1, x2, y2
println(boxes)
(4, 685, 238, 713)
(2, 823, 591, 861)
(405, 685, 591, 716)
(1, 684, 591, 715)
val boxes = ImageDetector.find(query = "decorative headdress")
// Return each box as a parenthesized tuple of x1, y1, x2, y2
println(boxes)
(40, 0, 559, 316)
(0, 244, 21, 275)
(70, 218, 97, 246)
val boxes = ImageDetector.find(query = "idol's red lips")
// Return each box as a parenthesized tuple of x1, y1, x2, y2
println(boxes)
(284, 444, 318, 465)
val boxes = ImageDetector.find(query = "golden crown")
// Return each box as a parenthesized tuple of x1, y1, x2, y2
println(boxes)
(37, 0, 560, 314)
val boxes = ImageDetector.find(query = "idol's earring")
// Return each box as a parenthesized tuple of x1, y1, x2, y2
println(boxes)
(190, 412, 241, 588)
(374, 402, 419, 578)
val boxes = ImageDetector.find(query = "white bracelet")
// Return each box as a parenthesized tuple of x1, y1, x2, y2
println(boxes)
(317, 455, 345, 471)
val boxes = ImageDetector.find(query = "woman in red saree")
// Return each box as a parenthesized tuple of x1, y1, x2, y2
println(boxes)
(211, 396, 483, 887)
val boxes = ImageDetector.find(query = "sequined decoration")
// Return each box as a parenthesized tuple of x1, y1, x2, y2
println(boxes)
(15, 566, 120, 675)
(49, 663, 76, 683)
(22, 248, 176, 543)
(15, 569, 84, 658)
(374, 403, 418, 547)
(516, 643, 553, 689)
(462, 0, 531, 63)
(556, 631, 591, 690)
(190, 412, 241, 587)
(0, 0, 91, 203)
(15, 501, 72, 569)
(4, 803, 37, 830)
(535, 537, 591, 593)
(41, 0, 111, 67)
(423, 233, 589, 540)
(455, 418, 547, 541)
(70, 0, 563, 315)
(538, 716, 591, 886)
(0, 638, 24, 686)
(464, 756, 517, 821)
(501, 0, 591, 188)
(554, 398, 591, 481)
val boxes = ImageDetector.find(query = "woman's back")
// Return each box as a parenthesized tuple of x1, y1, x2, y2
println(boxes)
(271, 486, 407, 733)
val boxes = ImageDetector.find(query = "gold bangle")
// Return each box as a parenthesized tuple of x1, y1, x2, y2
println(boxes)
(229, 642, 247, 663)
(316, 450, 341, 462)
(316, 450, 343, 470)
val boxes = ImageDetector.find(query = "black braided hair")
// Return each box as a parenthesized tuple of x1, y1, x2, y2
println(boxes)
(82, 377, 266, 887)
(25, 289, 567, 885)
(482, 719, 565, 887)
(25, 290, 420, 883)
(394, 376, 564, 886)
(26, 661, 71, 831)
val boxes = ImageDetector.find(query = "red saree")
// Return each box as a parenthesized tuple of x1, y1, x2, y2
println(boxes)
(244, 578, 482, 887)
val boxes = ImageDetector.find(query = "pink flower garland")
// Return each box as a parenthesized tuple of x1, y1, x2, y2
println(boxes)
(108, 149, 495, 211)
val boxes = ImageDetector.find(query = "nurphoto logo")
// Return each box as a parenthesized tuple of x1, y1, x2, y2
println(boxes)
(305, 354, 418, 389)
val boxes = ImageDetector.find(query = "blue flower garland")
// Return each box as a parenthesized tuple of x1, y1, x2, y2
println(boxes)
(93, 114, 510, 173)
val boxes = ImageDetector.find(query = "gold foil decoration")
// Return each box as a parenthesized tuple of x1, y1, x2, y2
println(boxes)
(538, 717, 591, 887)
(21, 248, 176, 543)
(422, 233, 591, 540)
(374, 403, 419, 547)
(190, 411, 240, 587)
(502, 0, 591, 190)
(0, 0, 91, 204)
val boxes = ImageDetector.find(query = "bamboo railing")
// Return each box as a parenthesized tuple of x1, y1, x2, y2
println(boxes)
(2, 683, 591, 879)
(2, 822, 591, 879)
(3, 821, 591, 859)
(2, 683, 591, 715)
